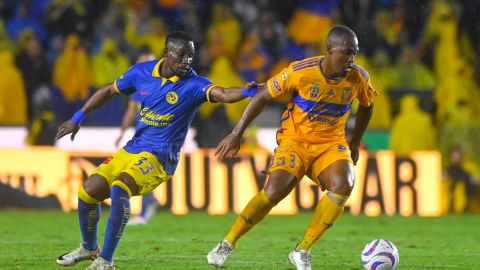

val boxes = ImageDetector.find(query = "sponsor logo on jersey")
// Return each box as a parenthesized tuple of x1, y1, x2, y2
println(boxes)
(281, 71, 288, 80)
(310, 83, 319, 98)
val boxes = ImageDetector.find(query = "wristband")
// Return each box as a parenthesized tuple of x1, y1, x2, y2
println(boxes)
(241, 84, 258, 97)
(71, 109, 86, 125)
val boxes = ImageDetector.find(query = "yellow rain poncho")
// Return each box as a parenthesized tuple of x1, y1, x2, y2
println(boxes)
(389, 95, 436, 155)
(0, 50, 27, 124)
(92, 38, 130, 87)
(53, 34, 92, 101)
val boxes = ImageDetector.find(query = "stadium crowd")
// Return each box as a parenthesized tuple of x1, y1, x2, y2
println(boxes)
(0, 0, 479, 211)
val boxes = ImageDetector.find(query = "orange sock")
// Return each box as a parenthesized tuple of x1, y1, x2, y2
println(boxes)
(297, 192, 348, 250)
(225, 189, 276, 246)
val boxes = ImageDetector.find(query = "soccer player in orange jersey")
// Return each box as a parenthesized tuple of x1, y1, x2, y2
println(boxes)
(207, 26, 377, 270)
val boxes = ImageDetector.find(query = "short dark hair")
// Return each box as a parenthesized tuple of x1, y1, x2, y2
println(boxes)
(165, 31, 194, 46)
(327, 26, 357, 42)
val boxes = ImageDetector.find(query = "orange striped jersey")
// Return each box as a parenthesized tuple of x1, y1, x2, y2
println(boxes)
(266, 56, 378, 144)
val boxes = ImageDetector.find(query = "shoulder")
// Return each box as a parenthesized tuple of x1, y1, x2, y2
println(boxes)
(131, 59, 158, 73)
(288, 56, 321, 72)
(350, 64, 370, 81)
(183, 70, 213, 87)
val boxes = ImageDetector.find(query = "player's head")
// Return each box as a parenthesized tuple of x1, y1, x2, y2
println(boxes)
(163, 31, 195, 77)
(325, 26, 359, 74)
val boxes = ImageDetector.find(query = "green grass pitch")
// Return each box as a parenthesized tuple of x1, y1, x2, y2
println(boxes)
(0, 211, 479, 269)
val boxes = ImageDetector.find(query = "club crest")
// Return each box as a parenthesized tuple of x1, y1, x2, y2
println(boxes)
(166, 91, 179, 104)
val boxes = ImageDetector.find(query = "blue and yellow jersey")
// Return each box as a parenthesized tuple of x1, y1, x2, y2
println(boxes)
(114, 59, 214, 174)
(267, 56, 378, 144)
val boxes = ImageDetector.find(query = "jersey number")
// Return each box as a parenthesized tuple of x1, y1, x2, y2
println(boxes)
(134, 157, 154, 175)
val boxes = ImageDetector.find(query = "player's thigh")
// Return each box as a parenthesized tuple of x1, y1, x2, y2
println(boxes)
(90, 149, 133, 189)
(264, 169, 299, 204)
(309, 142, 355, 195)
(122, 151, 171, 196)
(269, 140, 308, 179)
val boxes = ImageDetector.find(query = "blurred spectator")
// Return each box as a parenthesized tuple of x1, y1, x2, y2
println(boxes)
(125, 14, 167, 58)
(0, 50, 27, 125)
(6, 0, 48, 42)
(389, 46, 436, 91)
(52, 34, 92, 102)
(25, 85, 57, 145)
(444, 146, 477, 213)
(92, 38, 130, 88)
(16, 30, 51, 122)
(439, 101, 480, 178)
(237, 31, 273, 83)
(287, 0, 339, 45)
(208, 56, 249, 123)
(94, 3, 130, 55)
(389, 95, 436, 155)
(367, 50, 393, 129)
(0, 20, 15, 53)
(207, 3, 241, 59)
(44, 0, 90, 40)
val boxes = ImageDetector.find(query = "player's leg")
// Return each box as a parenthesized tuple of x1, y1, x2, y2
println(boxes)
(226, 169, 298, 245)
(56, 174, 110, 266)
(93, 150, 169, 268)
(207, 170, 299, 266)
(98, 172, 138, 263)
(296, 159, 354, 250)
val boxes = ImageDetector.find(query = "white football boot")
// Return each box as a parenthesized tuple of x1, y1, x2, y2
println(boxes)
(85, 257, 115, 270)
(207, 240, 234, 266)
(56, 244, 101, 266)
(288, 248, 313, 270)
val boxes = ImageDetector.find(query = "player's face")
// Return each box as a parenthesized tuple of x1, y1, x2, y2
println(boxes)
(327, 36, 359, 75)
(164, 41, 195, 77)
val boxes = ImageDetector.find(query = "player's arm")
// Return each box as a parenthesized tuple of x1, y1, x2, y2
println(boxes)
(115, 100, 138, 147)
(208, 81, 257, 103)
(56, 84, 117, 141)
(215, 83, 272, 161)
(349, 103, 374, 165)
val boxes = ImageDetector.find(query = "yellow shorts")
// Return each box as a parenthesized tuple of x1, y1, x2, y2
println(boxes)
(91, 148, 171, 195)
(269, 139, 353, 185)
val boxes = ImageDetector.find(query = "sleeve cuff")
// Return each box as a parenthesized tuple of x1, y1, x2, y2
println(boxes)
(205, 85, 215, 103)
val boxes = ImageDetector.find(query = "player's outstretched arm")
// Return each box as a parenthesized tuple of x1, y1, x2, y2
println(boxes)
(215, 83, 272, 162)
(349, 103, 374, 165)
(209, 81, 258, 103)
(56, 84, 118, 141)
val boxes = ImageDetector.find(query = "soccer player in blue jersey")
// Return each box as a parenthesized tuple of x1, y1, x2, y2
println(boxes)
(55, 31, 257, 270)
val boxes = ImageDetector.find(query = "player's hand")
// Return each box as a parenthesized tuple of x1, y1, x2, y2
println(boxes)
(244, 81, 257, 90)
(56, 120, 80, 141)
(349, 143, 360, 165)
(215, 132, 241, 162)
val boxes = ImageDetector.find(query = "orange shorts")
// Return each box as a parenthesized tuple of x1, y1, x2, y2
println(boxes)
(268, 139, 353, 185)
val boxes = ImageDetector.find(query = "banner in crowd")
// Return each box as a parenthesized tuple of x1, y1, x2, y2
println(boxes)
(0, 148, 442, 216)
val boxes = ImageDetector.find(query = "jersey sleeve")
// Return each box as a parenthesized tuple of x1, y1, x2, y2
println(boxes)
(266, 65, 297, 99)
(195, 76, 215, 103)
(357, 78, 378, 107)
(113, 65, 138, 95)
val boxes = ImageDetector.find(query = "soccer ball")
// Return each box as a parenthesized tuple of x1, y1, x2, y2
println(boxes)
(361, 239, 399, 270)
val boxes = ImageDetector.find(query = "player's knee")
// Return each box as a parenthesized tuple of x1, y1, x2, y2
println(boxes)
(78, 185, 101, 204)
(329, 177, 354, 196)
(82, 175, 110, 202)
